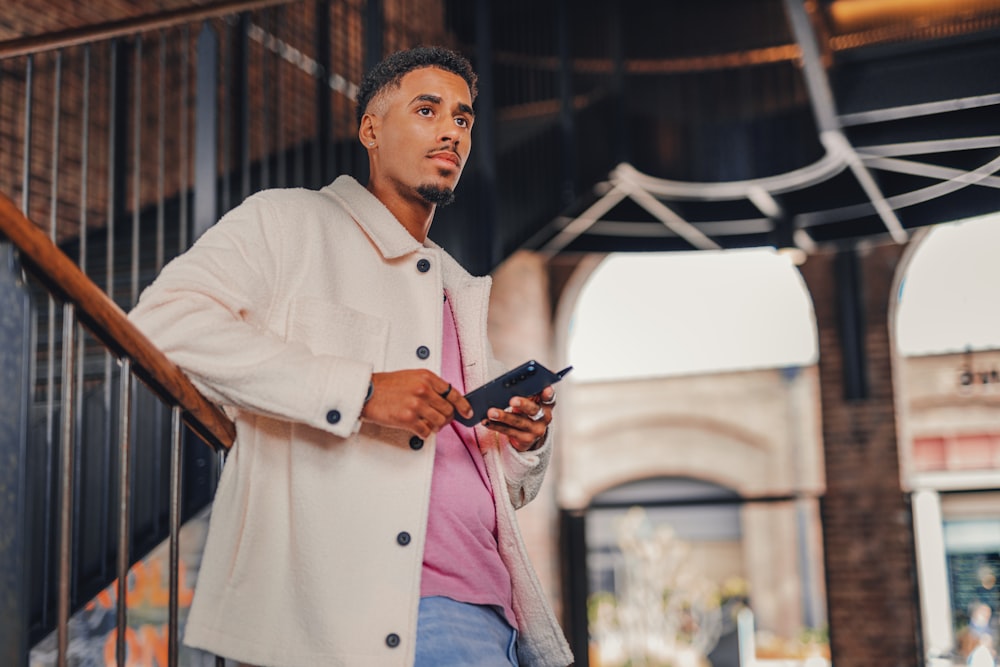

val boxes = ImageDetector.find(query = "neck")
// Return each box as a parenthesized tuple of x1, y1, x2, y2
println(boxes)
(366, 181, 435, 243)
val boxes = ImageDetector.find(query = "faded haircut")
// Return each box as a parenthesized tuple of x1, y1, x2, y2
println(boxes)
(355, 46, 478, 125)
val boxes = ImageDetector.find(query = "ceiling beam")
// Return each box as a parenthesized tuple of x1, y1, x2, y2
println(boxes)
(614, 178, 722, 251)
(798, 150, 1000, 227)
(862, 155, 1000, 190)
(839, 92, 1000, 127)
(611, 157, 846, 200)
(747, 186, 784, 219)
(539, 184, 629, 256)
(855, 136, 1000, 157)
(783, 0, 908, 244)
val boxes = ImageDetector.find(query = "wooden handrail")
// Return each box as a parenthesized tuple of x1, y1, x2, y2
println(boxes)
(0, 192, 235, 450)
(0, 0, 298, 58)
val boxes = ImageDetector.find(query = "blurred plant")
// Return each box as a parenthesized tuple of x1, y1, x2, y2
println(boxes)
(588, 506, 725, 667)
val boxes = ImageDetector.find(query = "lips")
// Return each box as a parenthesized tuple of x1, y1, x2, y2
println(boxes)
(429, 150, 461, 168)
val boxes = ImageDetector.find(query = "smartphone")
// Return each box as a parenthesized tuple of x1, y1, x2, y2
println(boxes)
(455, 360, 573, 426)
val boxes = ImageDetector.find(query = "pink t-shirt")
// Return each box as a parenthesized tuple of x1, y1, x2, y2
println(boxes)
(420, 295, 517, 629)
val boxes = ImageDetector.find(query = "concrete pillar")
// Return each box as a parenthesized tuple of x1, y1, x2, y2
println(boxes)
(912, 488, 954, 663)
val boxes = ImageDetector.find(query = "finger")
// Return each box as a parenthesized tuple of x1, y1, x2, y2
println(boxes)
(393, 387, 450, 434)
(482, 416, 542, 451)
(539, 385, 556, 406)
(422, 401, 452, 431)
(417, 378, 458, 421)
(486, 405, 547, 439)
(451, 392, 474, 420)
(511, 397, 550, 426)
(438, 383, 474, 420)
(410, 415, 433, 439)
(482, 414, 523, 437)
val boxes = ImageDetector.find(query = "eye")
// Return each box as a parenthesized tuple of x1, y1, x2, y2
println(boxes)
(455, 116, 470, 128)
(417, 107, 433, 117)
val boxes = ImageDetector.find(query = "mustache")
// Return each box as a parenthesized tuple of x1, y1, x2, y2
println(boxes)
(427, 146, 462, 167)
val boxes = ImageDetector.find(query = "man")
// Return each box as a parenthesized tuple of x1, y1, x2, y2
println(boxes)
(129, 46, 573, 667)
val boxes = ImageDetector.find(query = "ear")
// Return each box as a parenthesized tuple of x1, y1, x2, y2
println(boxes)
(359, 113, 378, 148)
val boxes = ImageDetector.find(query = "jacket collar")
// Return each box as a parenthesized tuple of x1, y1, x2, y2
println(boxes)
(325, 175, 489, 293)
(325, 175, 425, 260)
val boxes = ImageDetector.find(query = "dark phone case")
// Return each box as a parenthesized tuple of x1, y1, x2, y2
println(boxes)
(455, 360, 573, 426)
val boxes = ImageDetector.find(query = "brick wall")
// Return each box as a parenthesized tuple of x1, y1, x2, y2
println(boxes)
(0, 1, 221, 41)
(0, 0, 372, 255)
(800, 241, 921, 667)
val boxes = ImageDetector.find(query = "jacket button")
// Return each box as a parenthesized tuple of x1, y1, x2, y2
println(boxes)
(396, 531, 411, 546)
(416, 258, 431, 273)
(325, 410, 341, 424)
(416, 346, 430, 360)
(409, 436, 424, 450)
(386, 633, 401, 648)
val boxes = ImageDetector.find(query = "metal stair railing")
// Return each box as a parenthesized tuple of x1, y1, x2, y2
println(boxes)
(0, 191, 234, 667)
(0, 1, 362, 664)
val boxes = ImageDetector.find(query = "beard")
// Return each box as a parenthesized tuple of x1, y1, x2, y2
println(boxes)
(416, 184, 456, 207)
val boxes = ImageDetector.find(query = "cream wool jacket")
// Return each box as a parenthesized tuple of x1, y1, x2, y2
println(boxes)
(128, 176, 573, 667)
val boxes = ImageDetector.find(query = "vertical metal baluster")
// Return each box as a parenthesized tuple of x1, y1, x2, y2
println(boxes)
(130, 34, 142, 307)
(40, 49, 61, 633)
(180, 26, 190, 250)
(321, 0, 330, 178)
(260, 11, 270, 190)
(80, 46, 91, 276)
(74, 41, 92, 603)
(220, 21, 231, 217)
(194, 22, 219, 241)
(214, 447, 227, 667)
(50, 49, 73, 667)
(106, 39, 118, 297)
(56, 304, 76, 667)
(314, 0, 329, 186)
(240, 14, 251, 200)
(156, 30, 166, 273)
(337, 3, 350, 178)
(276, 8, 286, 188)
(292, 15, 304, 187)
(128, 28, 154, 628)
(21, 52, 55, 631)
(20, 54, 33, 215)
(115, 360, 133, 667)
(151, 31, 167, 538)
(101, 39, 119, 584)
(11, 49, 42, 656)
(14, 54, 43, 640)
(168, 406, 183, 667)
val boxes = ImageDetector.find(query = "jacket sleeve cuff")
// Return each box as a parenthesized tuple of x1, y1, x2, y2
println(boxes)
(501, 429, 552, 481)
(309, 358, 373, 438)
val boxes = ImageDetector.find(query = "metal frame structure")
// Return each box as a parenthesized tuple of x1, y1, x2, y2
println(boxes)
(495, 0, 1000, 259)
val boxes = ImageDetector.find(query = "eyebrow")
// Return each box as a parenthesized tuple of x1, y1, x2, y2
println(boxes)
(411, 93, 476, 118)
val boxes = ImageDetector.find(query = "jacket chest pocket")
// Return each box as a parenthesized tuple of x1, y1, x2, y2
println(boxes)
(286, 298, 389, 371)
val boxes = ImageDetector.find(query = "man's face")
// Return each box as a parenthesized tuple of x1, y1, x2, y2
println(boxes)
(367, 67, 475, 206)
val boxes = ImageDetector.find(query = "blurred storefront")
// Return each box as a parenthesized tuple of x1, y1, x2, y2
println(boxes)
(903, 349, 1000, 665)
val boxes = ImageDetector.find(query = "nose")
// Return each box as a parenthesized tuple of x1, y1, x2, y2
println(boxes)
(438, 117, 460, 144)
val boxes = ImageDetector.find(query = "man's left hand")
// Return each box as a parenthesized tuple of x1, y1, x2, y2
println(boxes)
(483, 385, 556, 452)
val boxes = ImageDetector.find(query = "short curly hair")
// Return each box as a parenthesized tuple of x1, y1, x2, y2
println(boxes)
(355, 46, 478, 125)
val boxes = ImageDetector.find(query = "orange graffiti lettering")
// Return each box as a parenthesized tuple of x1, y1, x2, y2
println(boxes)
(87, 559, 195, 612)
(103, 625, 170, 667)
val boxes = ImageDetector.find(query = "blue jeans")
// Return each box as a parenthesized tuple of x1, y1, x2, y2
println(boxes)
(414, 596, 520, 667)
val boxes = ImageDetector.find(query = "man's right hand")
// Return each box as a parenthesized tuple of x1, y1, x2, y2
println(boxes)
(361, 369, 474, 438)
